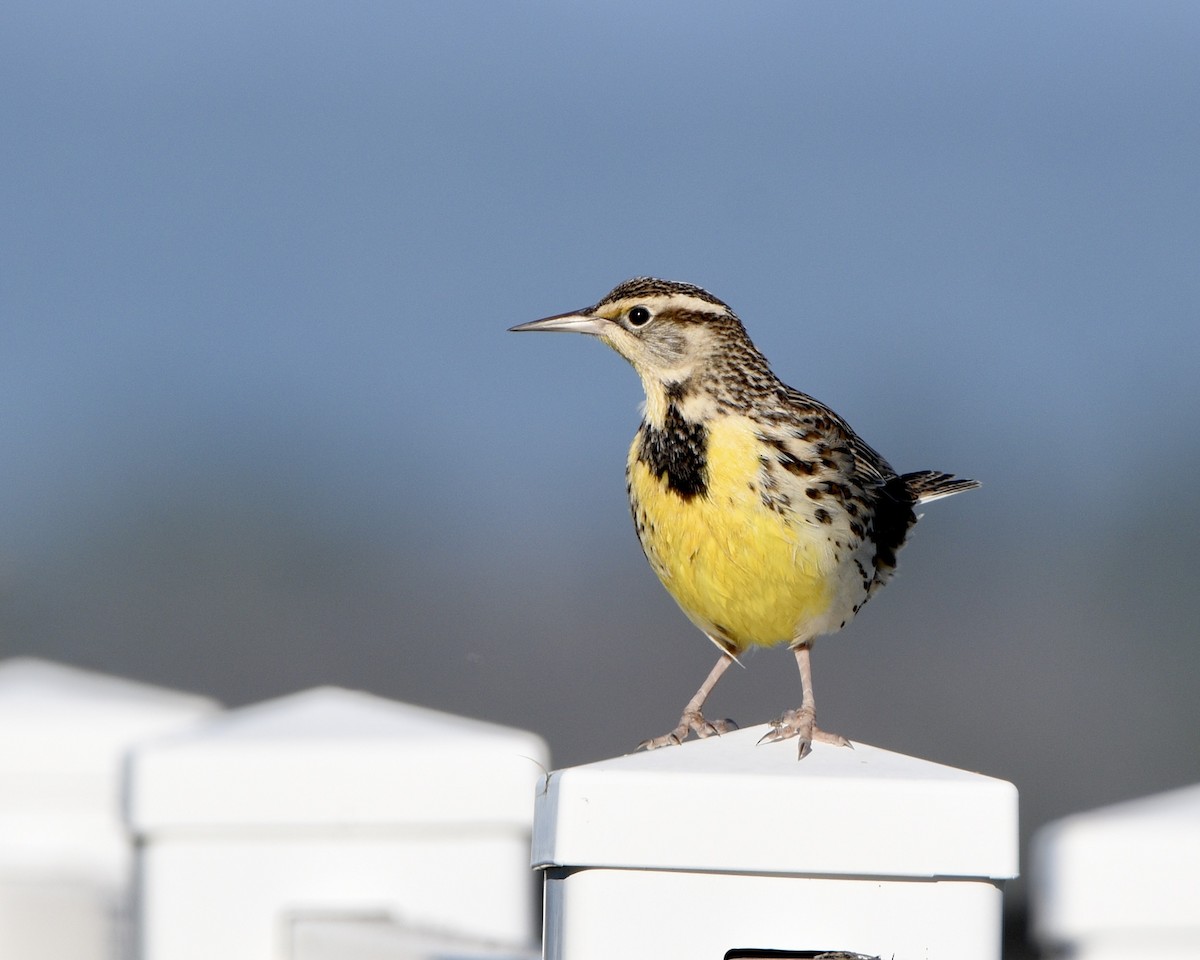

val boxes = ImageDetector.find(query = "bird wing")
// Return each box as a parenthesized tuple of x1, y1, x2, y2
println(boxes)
(780, 387, 899, 490)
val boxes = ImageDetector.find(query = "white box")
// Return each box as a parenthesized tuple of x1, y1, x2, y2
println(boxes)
(127, 687, 549, 960)
(288, 914, 540, 960)
(0, 658, 217, 960)
(533, 727, 1018, 960)
(1032, 782, 1200, 960)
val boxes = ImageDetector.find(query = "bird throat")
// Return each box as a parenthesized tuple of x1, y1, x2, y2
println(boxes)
(635, 403, 708, 500)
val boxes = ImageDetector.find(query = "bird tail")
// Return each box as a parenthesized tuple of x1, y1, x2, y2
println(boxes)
(902, 470, 981, 504)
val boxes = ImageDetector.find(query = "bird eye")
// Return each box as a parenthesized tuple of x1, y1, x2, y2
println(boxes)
(628, 306, 652, 327)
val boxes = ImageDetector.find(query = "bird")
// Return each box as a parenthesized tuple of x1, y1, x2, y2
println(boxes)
(510, 277, 978, 758)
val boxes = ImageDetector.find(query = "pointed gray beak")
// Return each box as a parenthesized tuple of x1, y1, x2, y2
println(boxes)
(508, 310, 606, 335)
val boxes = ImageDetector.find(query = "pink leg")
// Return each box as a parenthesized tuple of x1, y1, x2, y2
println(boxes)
(638, 652, 739, 750)
(758, 645, 851, 759)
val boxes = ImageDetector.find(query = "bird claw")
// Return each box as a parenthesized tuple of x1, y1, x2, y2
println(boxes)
(757, 707, 851, 759)
(637, 711, 738, 751)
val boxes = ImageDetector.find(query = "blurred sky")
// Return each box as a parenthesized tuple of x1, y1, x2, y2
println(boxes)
(2, 0, 1198, 926)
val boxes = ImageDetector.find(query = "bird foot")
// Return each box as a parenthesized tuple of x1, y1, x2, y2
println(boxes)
(757, 707, 851, 760)
(637, 710, 738, 751)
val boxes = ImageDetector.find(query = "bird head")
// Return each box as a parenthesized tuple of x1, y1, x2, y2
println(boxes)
(511, 278, 769, 421)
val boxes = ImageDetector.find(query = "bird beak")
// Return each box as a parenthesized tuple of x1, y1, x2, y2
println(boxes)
(508, 311, 606, 336)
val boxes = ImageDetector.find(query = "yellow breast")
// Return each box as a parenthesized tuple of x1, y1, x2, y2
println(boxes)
(627, 415, 838, 651)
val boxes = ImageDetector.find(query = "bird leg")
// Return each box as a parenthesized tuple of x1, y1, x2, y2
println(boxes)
(637, 652, 739, 750)
(759, 645, 851, 759)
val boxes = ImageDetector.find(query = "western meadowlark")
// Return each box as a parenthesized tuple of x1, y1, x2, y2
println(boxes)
(511, 277, 978, 758)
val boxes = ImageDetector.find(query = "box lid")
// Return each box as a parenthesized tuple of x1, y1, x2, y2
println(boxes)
(1032, 782, 1200, 941)
(0, 659, 218, 796)
(0, 657, 218, 879)
(128, 687, 549, 833)
(532, 727, 1017, 880)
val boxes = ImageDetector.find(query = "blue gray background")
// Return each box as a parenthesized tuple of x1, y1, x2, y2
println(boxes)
(4, 1, 1198, 943)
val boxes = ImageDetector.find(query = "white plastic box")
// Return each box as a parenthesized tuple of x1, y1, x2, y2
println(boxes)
(127, 687, 549, 960)
(0, 658, 218, 960)
(1032, 782, 1200, 960)
(289, 915, 540, 960)
(533, 727, 1018, 960)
